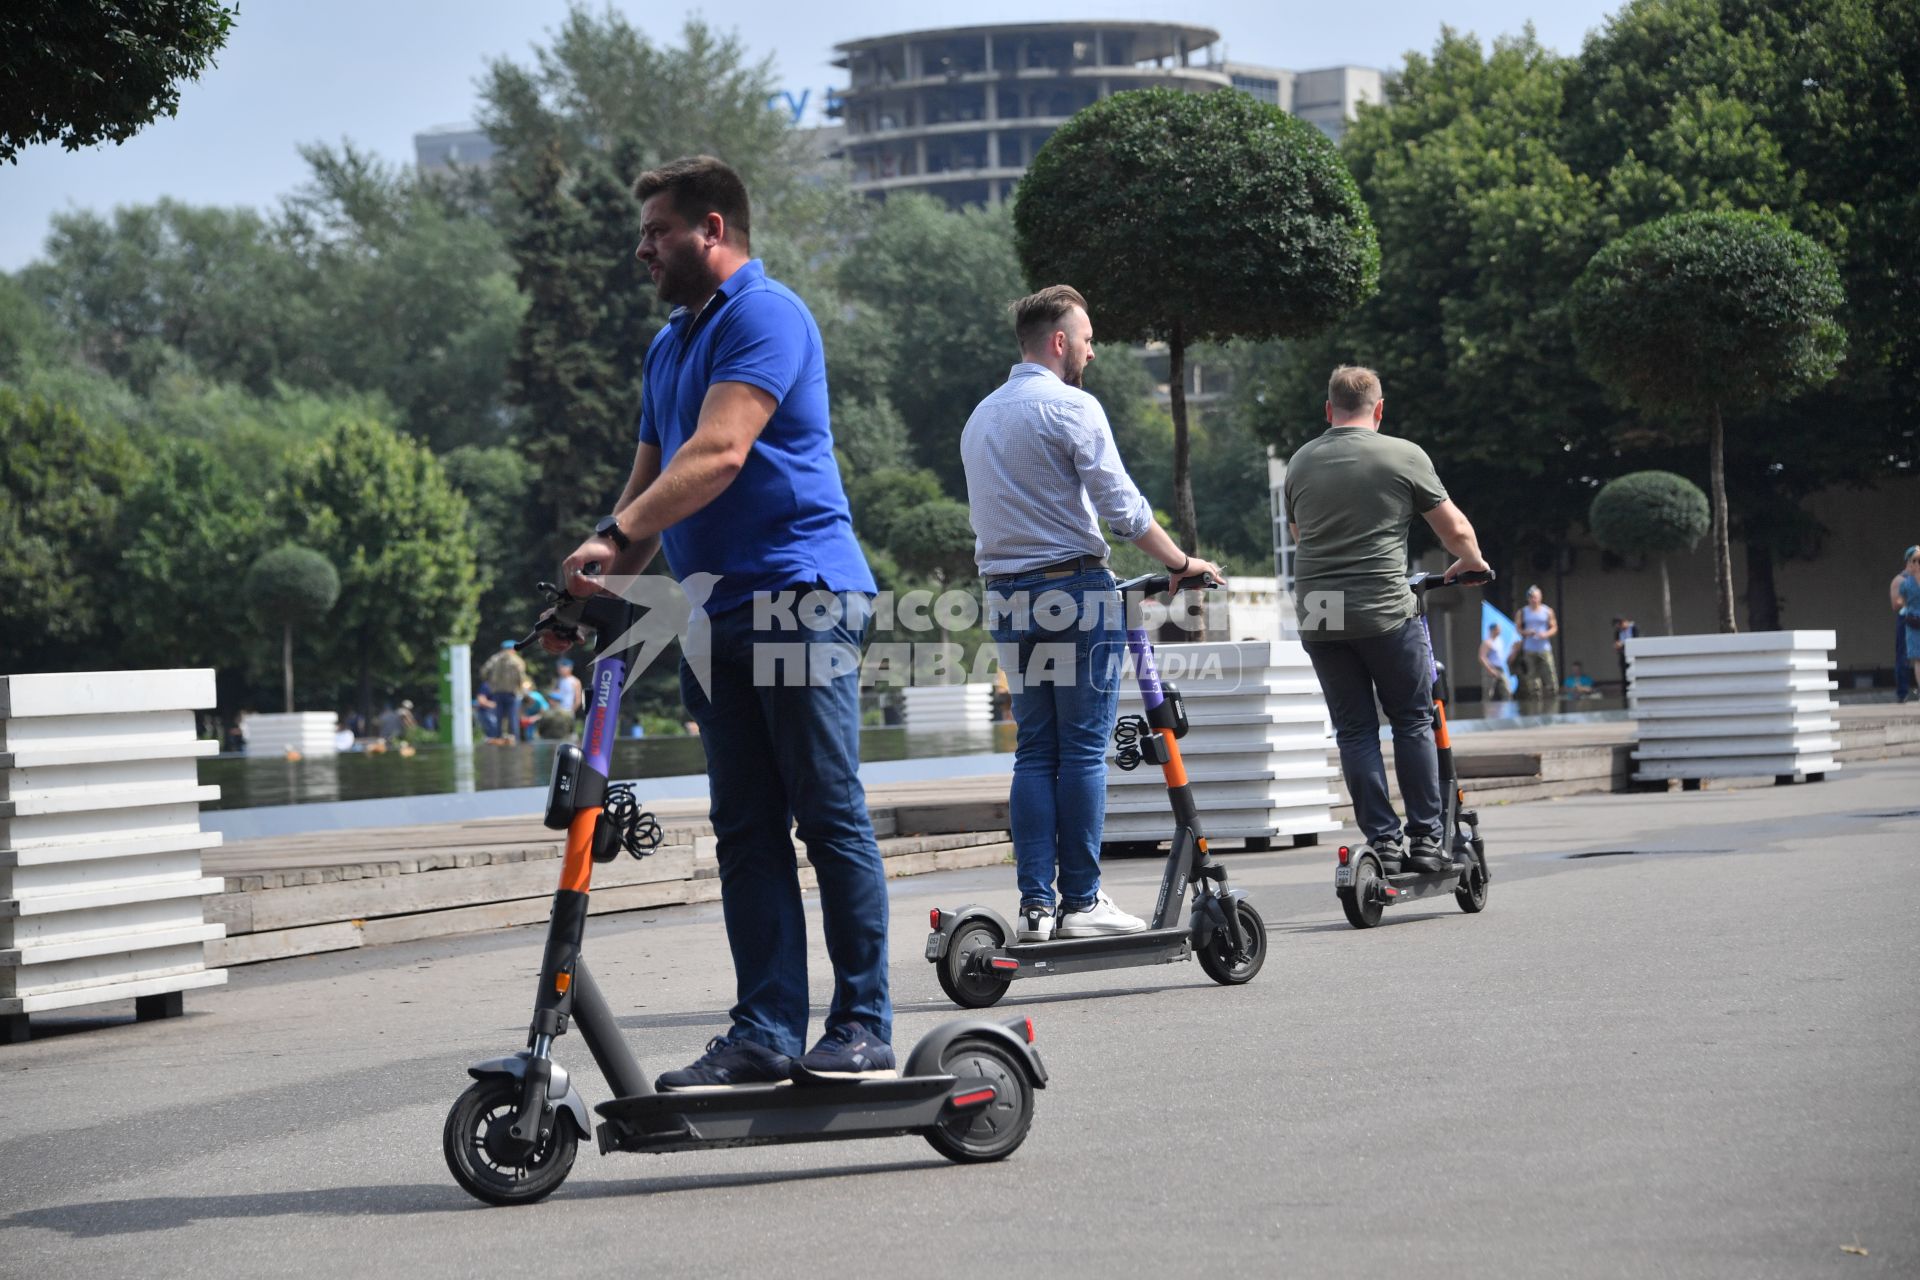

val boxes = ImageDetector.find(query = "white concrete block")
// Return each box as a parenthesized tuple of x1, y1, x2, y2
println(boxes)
(903, 683, 994, 732)
(241, 712, 340, 756)
(0, 966, 226, 1015)
(0, 670, 217, 718)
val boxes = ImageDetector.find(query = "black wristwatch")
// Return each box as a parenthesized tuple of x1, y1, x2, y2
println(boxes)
(593, 515, 632, 552)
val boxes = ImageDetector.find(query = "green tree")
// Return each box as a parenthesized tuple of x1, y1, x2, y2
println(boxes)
(1569, 210, 1845, 632)
(243, 545, 340, 712)
(271, 415, 483, 717)
(276, 143, 524, 451)
(844, 467, 945, 549)
(442, 444, 542, 649)
(0, 389, 143, 672)
(503, 146, 638, 558)
(1586, 471, 1711, 635)
(837, 195, 1028, 490)
(115, 436, 271, 681)
(478, 10, 803, 212)
(1233, 31, 1615, 603)
(1015, 87, 1379, 550)
(20, 200, 294, 393)
(1, 0, 237, 162)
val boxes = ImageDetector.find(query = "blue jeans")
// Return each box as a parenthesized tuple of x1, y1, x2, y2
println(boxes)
(1304, 617, 1443, 847)
(679, 591, 890, 1056)
(1897, 616, 1912, 701)
(987, 569, 1123, 913)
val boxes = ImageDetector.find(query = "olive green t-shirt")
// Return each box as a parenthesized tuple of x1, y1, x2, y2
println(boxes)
(1284, 426, 1448, 639)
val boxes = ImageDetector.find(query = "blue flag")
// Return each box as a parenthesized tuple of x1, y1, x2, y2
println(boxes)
(1481, 600, 1522, 693)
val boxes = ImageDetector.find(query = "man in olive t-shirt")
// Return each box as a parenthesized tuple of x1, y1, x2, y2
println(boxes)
(1285, 365, 1489, 873)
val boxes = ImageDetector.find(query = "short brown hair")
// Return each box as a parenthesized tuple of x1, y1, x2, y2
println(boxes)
(633, 155, 751, 246)
(1011, 284, 1087, 352)
(1327, 365, 1383, 415)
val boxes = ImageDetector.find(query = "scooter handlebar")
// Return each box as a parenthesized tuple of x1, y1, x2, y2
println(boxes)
(1409, 568, 1496, 593)
(1115, 570, 1224, 595)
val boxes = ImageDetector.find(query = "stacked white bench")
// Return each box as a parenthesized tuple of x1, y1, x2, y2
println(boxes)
(1, 669, 227, 1042)
(902, 683, 994, 734)
(1103, 640, 1338, 851)
(1626, 631, 1840, 786)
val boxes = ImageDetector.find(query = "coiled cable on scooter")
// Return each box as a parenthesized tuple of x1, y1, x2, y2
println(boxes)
(1112, 714, 1150, 771)
(601, 785, 663, 858)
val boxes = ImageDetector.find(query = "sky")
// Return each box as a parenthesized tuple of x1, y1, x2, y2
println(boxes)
(1, 0, 1626, 272)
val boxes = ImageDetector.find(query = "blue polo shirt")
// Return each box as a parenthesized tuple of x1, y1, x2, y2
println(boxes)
(637, 259, 875, 614)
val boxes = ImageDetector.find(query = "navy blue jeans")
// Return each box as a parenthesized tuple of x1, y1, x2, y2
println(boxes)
(1303, 617, 1443, 847)
(987, 569, 1123, 913)
(1897, 615, 1912, 701)
(679, 592, 890, 1056)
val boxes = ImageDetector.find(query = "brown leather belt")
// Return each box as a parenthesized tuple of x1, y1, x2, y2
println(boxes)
(992, 554, 1110, 582)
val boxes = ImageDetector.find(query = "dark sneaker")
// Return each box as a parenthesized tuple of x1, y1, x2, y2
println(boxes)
(656, 1034, 791, 1091)
(1405, 835, 1447, 873)
(1362, 837, 1405, 876)
(792, 1023, 897, 1083)
(1016, 902, 1055, 942)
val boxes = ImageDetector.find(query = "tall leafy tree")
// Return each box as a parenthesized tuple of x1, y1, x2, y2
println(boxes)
(115, 436, 271, 682)
(271, 415, 483, 716)
(0, 389, 142, 672)
(1, 0, 236, 162)
(837, 195, 1029, 491)
(1015, 88, 1379, 550)
(1569, 210, 1846, 632)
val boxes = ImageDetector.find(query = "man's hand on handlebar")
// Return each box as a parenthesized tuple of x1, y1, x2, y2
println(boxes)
(560, 536, 620, 599)
(1171, 556, 1226, 593)
(1442, 552, 1492, 584)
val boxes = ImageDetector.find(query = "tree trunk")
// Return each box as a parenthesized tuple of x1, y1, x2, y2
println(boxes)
(1658, 556, 1674, 636)
(1745, 539, 1780, 631)
(358, 640, 375, 726)
(1709, 402, 1736, 633)
(1167, 322, 1198, 553)
(282, 622, 295, 714)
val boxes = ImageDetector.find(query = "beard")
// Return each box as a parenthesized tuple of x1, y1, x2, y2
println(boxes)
(1062, 353, 1087, 388)
(652, 244, 715, 309)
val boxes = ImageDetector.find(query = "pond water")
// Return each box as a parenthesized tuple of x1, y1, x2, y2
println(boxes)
(198, 724, 1018, 811)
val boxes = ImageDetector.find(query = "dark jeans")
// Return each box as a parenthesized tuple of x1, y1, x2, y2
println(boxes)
(679, 592, 890, 1056)
(1898, 615, 1912, 701)
(1303, 617, 1443, 847)
(986, 568, 1122, 913)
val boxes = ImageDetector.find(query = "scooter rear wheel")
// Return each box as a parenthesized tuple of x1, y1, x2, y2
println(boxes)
(1455, 842, 1490, 914)
(444, 1076, 578, 1206)
(1340, 856, 1385, 929)
(1196, 898, 1267, 985)
(937, 920, 1012, 1008)
(924, 1038, 1033, 1163)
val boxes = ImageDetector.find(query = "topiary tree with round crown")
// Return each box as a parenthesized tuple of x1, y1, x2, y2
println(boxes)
(1588, 471, 1710, 637)
(1013, 88, 1378, 552)
(1569, 211, 1844, 633)
(244, 545, 340, 713)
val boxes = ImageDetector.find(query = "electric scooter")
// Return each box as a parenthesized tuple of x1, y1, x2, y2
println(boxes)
(924, 571, 1268, 1008)
(1335, 569, 1494, 928)
(444, 578, 1047, 1206)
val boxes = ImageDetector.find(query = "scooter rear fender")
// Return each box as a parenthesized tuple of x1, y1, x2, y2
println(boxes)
(925, 904, 1013, 960)
(902, 1017, 1048, 1089)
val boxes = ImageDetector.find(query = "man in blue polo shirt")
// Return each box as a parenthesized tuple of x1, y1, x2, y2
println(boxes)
(552, 155, 891, 1088)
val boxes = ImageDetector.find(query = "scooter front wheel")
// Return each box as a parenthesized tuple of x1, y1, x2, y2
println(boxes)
(924, 1038, 1033, 1163)
(1340, 857, 1385, 929)
(1196, 898, 1266, 985)
(1455, 842, 1490, 914)
(443, 1076, 578, 1206)
(936, 920, 1012, 1009)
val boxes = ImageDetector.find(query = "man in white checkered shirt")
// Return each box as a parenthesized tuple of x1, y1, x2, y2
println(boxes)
(961, 284, 1222, 944)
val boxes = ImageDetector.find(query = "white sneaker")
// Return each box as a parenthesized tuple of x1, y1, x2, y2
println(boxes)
(1016, 903, 1055, 942)
(1056, 891, 1147, 938)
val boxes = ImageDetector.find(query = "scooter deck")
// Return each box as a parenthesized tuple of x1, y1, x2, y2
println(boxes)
(596, 1074, 961, 1153)
(989, 926, 1192, 978)
(1381, 865, 1469, 902)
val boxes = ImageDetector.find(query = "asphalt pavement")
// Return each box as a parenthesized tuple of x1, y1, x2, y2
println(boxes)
(3, 761, 1916, 1279)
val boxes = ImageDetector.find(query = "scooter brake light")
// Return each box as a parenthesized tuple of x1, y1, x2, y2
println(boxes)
(1023, 1017, 1035, 1044)
(951, 1087, 997, 1108)
(929, 909, 942, 930)
(1338, 846, 1350, 865)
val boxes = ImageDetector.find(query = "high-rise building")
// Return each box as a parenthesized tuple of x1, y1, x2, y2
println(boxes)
(414, 124, 499, 174)
(831, 22, 1229, 207)
(831, 23, 1383, 206)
